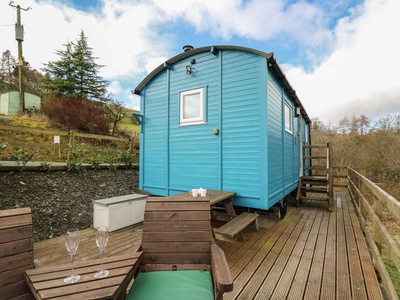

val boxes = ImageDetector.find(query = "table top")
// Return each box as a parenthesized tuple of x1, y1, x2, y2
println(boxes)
(167, 190, 236, 205)
(25, 251, 142, 300)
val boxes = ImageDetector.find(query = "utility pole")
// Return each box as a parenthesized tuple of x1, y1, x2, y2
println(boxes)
(9, 1, 31, 114)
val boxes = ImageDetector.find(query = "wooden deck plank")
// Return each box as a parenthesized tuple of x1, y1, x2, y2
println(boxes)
(335, 192, 352, 299)
(269, 207, 322, 299)
(224, 208, 304, 300)
(225, 208, 297, 276)
(216, 214, 274, 258)
(320, 198, 337, 300)
(289, 208, 327, 299)
(235, 210, 311, 300)
(345, 192, 384, 299)
(30, 192, 385, 300)
(341, 192, 369, 299)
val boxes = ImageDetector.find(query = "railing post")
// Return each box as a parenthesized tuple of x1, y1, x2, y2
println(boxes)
(359, 171, 368, 221)
(327, 142, 334, 211)
(373, 194, 383, 253)
(67, 130, 75, 160)
(129, 135, 134, 153)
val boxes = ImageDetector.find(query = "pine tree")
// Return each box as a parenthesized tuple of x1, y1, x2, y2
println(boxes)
(42, 42, 76, 97)
(42, 30, 108, 101)
(0, 50, 18, 92)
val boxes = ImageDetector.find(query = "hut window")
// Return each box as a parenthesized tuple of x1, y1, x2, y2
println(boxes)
(180, 88, 205, 125)
(284, 102, 293, 133)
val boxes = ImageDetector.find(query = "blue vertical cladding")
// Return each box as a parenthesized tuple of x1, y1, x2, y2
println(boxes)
(267, 75, 300, 207)
(267, 75, 284, 206)
(168, 51, 220, 194)
(141, 71, 169, 195)
(221, 51, 266, 209)
(140, 47, 304, 209)
(283, 92, 298, 194)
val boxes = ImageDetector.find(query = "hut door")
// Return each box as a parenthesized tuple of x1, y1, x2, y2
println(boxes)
(298, 115, 304, 176)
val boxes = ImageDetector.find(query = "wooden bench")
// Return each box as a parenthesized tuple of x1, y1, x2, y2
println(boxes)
(213, 212, 259, 243)
(0, 207, 34, 300)
(127, 196, 233, 300)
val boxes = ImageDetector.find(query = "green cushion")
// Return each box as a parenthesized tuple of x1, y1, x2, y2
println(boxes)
(126, 270, 214, 300)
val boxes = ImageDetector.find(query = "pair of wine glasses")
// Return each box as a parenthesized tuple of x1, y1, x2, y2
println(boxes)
(63, 226, 109, 284)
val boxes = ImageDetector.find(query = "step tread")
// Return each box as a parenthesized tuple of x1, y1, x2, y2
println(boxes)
(301, 187, 328, 193)
(299, 196, 329, 201)
(301, 175, 326, 181)
(304, 166, 328, 170)
(304, 155, 327, 159)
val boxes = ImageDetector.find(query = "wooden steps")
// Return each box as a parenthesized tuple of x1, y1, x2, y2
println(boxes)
(297, 143, 334, 211)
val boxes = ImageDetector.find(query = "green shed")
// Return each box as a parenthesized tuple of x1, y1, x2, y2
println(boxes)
(0, 91, 41, 115)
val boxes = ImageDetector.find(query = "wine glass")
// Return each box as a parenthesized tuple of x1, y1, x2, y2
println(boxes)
(94, 226, 109, 278)
(64, 229, 81, 284)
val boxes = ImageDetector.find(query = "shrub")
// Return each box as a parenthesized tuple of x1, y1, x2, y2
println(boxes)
(42, 96, 111, 135)
(106, 153, 119, 172)
(89, 154, 102, 170)
(8, 147, 39, 172)
(66, 143, 85, 172)
(40, 162, 52, 172)
(117, 150, 134, 169)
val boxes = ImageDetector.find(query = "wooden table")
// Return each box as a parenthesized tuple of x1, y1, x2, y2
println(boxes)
(25, 251, 142, 300)
(167, 189, 237, 217)
(166, 190, 258, 242)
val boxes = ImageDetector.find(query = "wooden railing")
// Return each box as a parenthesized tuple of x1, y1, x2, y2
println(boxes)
(347, 167, 400, 300)
(0, 125, 139, 161)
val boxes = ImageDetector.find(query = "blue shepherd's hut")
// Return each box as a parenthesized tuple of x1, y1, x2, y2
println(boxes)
(132, 45, 311, 214)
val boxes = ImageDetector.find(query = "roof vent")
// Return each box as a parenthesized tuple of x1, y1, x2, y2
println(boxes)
(183, 45, 194, 52)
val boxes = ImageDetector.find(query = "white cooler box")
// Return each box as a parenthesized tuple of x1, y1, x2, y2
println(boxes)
(93, 194, 148, 231)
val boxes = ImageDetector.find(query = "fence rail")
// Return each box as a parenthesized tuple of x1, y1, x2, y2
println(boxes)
(347, 167, 400, 300)
(0, 125, 139, 162)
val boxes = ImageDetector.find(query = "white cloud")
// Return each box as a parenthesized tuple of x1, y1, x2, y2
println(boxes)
(144, 56, 168, 74)
(1, 0, 334, 79)
(153, 0, 332, 47)
(127, 92, 140, 111)
(1, 0, 398, 118)
(107, 80, 121, 94)
(1, 0, 172, 79)
(285, 0, 400, 124)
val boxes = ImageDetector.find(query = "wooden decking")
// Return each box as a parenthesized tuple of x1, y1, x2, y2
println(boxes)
(33, 191, 384, 299)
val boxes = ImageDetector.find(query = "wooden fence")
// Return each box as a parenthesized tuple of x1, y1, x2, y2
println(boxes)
(347, 167, 400, 300)
(0, 124, 139, 161)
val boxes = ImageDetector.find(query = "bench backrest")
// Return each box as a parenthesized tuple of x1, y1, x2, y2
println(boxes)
(141, 196, 211, 272)
(0, 207, 34, 299)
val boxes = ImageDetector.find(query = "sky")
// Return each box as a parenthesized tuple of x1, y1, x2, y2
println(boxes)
(1, 0, 399, 125)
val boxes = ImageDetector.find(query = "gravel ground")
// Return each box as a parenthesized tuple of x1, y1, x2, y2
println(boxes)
(0, 169, 138, 242)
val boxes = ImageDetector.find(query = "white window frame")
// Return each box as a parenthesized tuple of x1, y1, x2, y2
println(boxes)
(180, 88, 205, 126)
(284, 101, 293, 134)
(304, 123, 309, 143)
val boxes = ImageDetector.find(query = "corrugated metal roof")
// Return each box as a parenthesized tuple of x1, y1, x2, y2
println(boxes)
(132, 45, 310, 123)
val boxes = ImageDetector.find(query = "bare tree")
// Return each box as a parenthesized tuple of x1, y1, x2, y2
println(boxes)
(358, 114, 370, 135)
(350, 114, 359, 134)
(310, 117, 327, 132)
(102, 96, 127, 136)
(337, 116, 350, 135)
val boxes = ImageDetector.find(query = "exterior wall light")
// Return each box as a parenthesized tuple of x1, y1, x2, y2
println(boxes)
(186, 65, 193, 74)
(186, 59, 196, 74)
